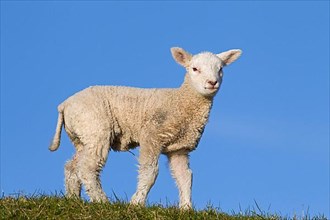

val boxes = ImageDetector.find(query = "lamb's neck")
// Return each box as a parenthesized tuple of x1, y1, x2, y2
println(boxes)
(177, 74, 214, 114)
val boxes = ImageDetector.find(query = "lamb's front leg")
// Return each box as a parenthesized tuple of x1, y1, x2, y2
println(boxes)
(167, 152, 192, 209)
(131, 143, 161, 206)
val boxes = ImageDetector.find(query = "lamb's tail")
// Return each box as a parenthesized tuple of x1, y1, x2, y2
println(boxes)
(49, 105, 65, 152)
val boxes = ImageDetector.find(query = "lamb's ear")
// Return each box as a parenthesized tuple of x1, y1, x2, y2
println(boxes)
(171, 47, 192, 67)
(217, 49, 242, 66)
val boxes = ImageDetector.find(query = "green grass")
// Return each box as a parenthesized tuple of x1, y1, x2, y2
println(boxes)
(0, 194, 327, 220)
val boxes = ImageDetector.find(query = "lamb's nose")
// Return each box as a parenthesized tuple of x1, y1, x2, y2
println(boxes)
(207, 80, 218, 86)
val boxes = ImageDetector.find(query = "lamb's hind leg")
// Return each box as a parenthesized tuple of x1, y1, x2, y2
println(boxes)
(167, 152, 192, 209)
(64, 131, 84, 199)
(65, 152, 82, 198)
(76, 138, 111, 202)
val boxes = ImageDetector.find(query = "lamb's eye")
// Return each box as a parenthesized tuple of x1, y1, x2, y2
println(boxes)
(192, 67, 198, 72)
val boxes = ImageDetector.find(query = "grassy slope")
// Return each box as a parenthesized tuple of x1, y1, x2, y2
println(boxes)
(0, 195, 326, 220)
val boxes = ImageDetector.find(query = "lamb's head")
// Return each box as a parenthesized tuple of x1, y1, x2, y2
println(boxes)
(171, 47, 242, 97)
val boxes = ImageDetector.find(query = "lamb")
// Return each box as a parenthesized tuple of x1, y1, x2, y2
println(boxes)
(49, 47, 242, 209)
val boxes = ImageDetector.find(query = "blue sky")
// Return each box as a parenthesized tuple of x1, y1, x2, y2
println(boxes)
(1, 1, 329, 217)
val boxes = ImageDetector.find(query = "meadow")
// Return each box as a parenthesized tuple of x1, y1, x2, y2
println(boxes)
(0, 194, 327, 220)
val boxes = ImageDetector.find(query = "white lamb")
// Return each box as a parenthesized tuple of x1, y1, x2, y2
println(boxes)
(49, 47, 242, 209)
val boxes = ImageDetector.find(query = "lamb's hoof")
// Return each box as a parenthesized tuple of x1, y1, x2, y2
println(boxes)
(90, 196, 108, 203)
(130, 196, 146, 207)
(179, 203, 192, 210)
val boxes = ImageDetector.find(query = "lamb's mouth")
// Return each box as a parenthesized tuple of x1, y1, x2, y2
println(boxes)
(204, 87, 219, 92)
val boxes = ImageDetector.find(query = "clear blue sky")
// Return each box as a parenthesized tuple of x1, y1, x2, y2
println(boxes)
(1, 1, 329, 217)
